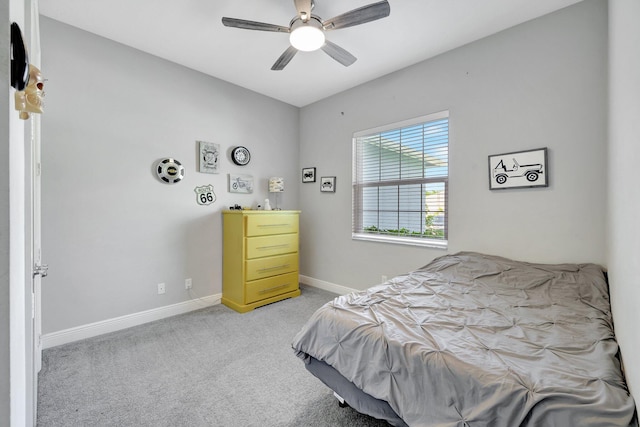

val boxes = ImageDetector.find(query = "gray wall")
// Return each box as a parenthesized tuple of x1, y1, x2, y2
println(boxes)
(299, 0, 608, 288)
(40, 18, 300, 333)
(608, 0, 640, 398)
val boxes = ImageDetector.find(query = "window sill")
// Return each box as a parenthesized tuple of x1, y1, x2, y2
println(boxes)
(352, 233, 448, 249)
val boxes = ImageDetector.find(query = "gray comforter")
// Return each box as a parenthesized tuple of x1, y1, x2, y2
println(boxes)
(292, 252, 638, 426)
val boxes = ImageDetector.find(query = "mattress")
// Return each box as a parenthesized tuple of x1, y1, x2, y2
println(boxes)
(292, 252, 638, 426)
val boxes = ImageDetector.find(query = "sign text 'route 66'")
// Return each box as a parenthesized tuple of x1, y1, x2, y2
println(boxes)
(194, 185, 216, 206)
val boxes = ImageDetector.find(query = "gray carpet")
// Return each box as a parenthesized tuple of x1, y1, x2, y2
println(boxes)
(37, 285, 391, 426)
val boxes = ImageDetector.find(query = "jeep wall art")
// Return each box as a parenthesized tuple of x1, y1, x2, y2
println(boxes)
(488, 148, 548, 190)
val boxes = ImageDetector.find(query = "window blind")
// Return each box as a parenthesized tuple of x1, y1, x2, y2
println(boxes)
(352, 111, 449, 246)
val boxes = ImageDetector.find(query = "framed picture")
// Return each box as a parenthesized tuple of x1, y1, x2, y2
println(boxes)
(198, 141, 220, 174)
(302, 167, 316, 183)
(488, 147, 548, 190)
(228, 174, 254, 194)
(320, 176, 336, 193)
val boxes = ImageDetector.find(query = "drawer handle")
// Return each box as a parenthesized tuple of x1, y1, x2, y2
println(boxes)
(257, 223, 290, 228)
(258, 264, 290, 273)
(258, 283, 290, 294)
(256, 244, 289, 250)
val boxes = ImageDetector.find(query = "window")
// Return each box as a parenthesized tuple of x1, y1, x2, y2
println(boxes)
(352, 111, 449, 248)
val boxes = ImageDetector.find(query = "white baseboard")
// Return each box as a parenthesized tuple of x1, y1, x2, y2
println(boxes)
(299, 275, 359, 296)
(41, 294, 221, 349)
(42, 277, 357, 349)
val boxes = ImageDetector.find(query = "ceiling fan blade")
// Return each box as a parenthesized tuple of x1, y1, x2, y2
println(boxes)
(222, 17, 290, 33)
(271, 46, 299, 70)
(322, 0, 390, 30)
(321, 40, 357, 67)
(293, 0, 312, 20)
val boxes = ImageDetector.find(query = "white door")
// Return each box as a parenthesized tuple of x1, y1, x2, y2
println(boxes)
(8, 2, 42, 425)
(29, 1, 44, 422)
(22, 107, 45, 427)
(31, 113, 44, 415)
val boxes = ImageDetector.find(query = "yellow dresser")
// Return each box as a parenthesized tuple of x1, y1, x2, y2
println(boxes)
(222, 210, 301, 313)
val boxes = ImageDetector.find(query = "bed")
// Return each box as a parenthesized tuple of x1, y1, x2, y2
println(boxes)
(292, 252, 638, 426)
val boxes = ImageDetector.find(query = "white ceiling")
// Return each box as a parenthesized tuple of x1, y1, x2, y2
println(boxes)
(39, 0, 584, 107)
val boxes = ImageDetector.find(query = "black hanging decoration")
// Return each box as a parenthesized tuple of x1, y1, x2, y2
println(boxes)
(10, 22, 30, 91)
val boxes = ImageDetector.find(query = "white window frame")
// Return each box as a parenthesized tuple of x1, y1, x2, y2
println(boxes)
(352, 111, 449, 249)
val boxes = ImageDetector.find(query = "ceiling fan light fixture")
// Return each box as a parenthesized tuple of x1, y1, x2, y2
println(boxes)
(289, 18, 325, 52)
(223, 0, 391, 69)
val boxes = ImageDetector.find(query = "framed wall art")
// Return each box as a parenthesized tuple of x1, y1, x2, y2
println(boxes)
(228, 174, 254, 194)
(320, 176, 336, 193)
(198, 140, 220, 174)
(302, 167, 316, 183)
(488, 147, 548, 190)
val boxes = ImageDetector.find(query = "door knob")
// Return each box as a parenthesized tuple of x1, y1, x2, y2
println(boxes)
(33, 264, 48, 278)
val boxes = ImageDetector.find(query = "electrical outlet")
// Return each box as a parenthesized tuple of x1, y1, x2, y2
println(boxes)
(157, 283, 166, 295)
(185, 278, 192, 290)
(381, 275, 388, 283)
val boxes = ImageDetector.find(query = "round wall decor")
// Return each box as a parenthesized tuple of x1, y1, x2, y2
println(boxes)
(231, 146, 251, 166)
(156, 158, 185, 184)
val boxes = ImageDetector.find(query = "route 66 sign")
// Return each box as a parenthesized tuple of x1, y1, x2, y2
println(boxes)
(194, 185, 216, 206)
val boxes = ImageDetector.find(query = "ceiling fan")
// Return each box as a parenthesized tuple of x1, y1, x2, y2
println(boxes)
(222, 0, 391, 70)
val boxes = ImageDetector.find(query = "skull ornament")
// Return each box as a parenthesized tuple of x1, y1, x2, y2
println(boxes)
(15, 64, 45, 120)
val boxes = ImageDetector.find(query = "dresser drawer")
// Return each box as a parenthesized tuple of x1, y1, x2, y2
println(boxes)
(223, 210, 300, 313)
(245, 214, 299, 237)
(245, 272, 299, 304)
(246, 233, 298, 259)
(245, 253, 298, 281)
